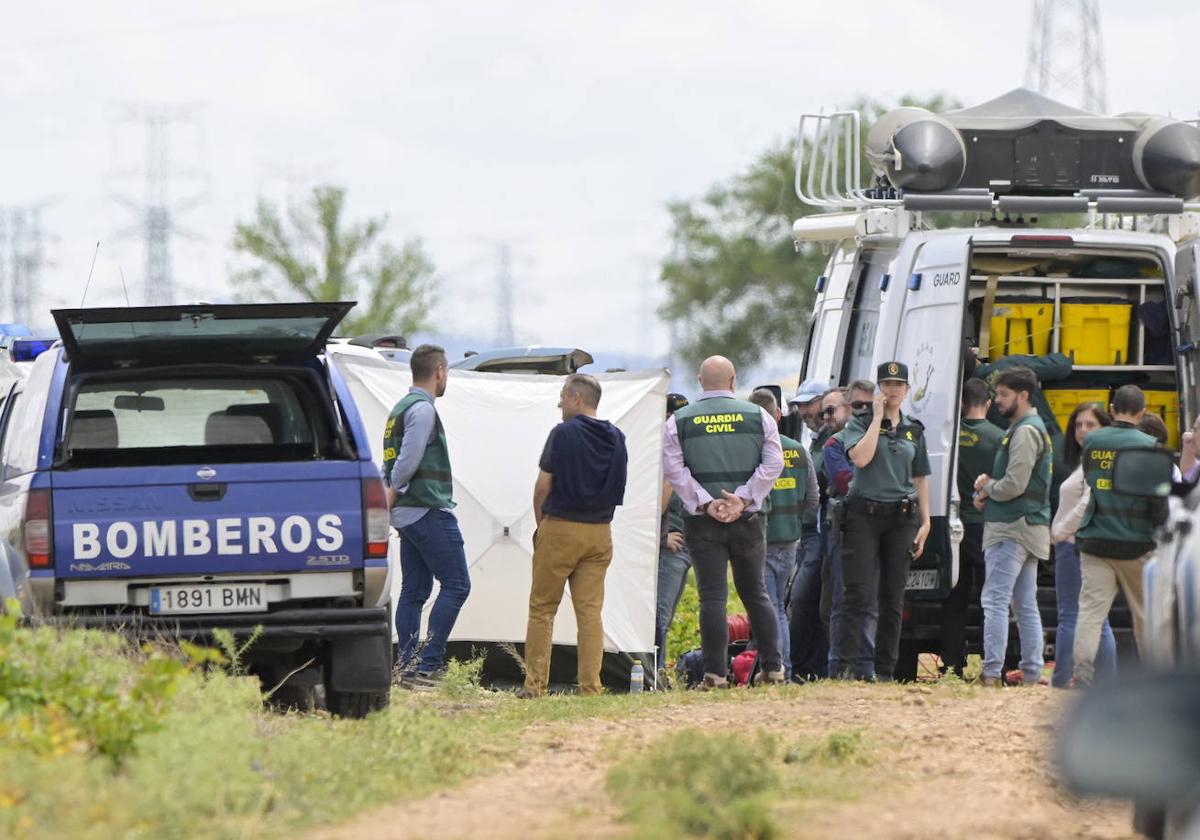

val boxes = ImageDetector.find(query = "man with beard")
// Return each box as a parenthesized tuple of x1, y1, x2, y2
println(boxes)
(972, 367, 1050, 687)
(385, 344, 472, 690)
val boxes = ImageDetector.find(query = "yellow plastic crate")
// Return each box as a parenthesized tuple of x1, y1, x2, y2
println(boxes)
(1060, 301, 1132, 365)
(1044, 387, 1111, 438)
(1142, 387, 1181, 450)
(985, 299, 1053, 361)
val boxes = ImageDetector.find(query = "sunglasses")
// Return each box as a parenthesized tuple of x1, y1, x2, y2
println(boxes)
(850, 400, 870, 410)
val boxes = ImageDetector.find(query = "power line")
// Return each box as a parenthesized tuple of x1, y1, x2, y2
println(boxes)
(110, 103, 207, 306)
(1024, 0, 1108, 112)
(0, 205, 50, 325)
(495, 242, 516, 346)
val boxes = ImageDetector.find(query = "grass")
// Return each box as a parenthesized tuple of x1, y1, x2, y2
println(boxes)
(0, 617, 771, 840)
(606, 726, 876, 839)
(1, 598, 927, 840)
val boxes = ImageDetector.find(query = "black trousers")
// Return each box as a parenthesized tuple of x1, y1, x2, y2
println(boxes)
(939, 521, 984, 676)
(683, 514, 782, 677)
(837, 506, 918, 678)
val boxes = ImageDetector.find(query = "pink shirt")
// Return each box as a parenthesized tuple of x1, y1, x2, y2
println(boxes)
(662, 390, 784, 515)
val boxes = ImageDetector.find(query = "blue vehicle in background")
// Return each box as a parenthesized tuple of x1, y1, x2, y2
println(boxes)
(0, 302, 393, 717)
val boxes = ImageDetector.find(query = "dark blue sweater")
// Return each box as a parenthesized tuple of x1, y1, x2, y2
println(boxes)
(539, 415, 628, 524)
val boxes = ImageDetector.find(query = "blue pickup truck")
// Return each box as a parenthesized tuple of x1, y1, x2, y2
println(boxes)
(0, 302, 393, 717)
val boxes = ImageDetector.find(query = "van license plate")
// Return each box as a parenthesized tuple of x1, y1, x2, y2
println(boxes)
(150, 583, 266, 614)
(906, 570, 939, 590)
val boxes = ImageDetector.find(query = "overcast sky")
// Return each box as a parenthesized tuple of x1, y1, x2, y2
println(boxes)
(2, 0, 1197, 369)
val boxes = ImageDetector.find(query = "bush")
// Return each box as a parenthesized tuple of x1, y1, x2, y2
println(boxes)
(0, 605, 187, 765)
(606, 728, 779, 839)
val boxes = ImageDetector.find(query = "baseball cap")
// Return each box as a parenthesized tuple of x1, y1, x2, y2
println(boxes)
(789, 378, 827, 405)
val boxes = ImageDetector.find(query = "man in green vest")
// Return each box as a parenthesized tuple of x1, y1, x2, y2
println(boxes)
(973, 351, 1072, 504)
(749, 388, 818, 682)
(971, 367, 1050, 687)
(384, 344, 471, 690)
(940, 378, 1004, 676)
(1072, 384, 1162, 686)
(663, 356, 785, 688)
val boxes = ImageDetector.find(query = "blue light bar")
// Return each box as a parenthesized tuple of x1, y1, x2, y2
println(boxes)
(10, 338, 55, 362)
(815, 274, 828, 293)
(879, 274, 892, 292)
(908, 273, 923, 290)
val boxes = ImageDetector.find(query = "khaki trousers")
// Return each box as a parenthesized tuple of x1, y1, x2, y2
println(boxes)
(523, 516, 613, 695)
(1072, 550, 1150, 684)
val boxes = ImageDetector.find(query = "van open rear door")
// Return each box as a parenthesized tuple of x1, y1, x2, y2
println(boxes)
(1176, 240, 1200, 422)
(892, 235, 972, 600)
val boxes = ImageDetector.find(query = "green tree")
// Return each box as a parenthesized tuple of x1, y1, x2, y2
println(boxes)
(660, 94, 960, 371)
(231, 185, 436, 337)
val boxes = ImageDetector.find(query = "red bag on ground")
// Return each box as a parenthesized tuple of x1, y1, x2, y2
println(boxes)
(731, 650, 757, 686)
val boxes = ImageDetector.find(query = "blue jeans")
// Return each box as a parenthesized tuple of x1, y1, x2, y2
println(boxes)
(654, 545, 691, 671)
(395, 510, 472, 673)
(981, 539, 1044, 681)
(1053, 541, 1116, 688)
(788, 531, 827, 678)
(826, 539, 876, 679)
(764, 542, 798, 680)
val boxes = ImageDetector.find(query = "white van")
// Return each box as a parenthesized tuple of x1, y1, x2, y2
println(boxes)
(793, 89, 1200, 678)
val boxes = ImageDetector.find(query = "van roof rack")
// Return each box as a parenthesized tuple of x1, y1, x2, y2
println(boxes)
(796, 89, 1200, 216)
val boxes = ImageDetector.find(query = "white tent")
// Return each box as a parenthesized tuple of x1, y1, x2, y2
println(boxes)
(328, 346, 666, 679)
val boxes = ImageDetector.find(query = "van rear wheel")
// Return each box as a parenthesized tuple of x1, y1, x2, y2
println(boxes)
(326, 687, 390, 719)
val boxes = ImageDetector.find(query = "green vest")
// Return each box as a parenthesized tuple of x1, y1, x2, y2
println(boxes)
(767, 434, 807, 543)
(958, 417, 1005, 525)
(675, 396, 767, 513)
(1077, 423, 1160, 557)
(383, 391, 455, 510)
(984, 412, 1052, 526)
(804, 427, 832, 526)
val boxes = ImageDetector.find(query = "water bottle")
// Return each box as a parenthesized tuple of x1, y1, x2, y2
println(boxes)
(629, 660, 645, 694)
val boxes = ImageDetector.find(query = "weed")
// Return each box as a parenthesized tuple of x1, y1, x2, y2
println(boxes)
(0, 602, 187, 767)
(607, 728, 779, 839)
(210, 626, 263, 675)
(495, 641, 528, 676)
(783, 729, 867, 767)
(438, 656, 488, 700)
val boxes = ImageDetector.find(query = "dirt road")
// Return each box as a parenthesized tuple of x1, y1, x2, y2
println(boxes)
(314, 683, 1136, 840)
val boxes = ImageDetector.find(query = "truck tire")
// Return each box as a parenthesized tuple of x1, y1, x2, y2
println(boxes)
(326, 688, 390, 719)
(261, 662, 322, 712)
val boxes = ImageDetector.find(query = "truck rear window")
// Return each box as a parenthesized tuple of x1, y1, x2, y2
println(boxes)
(64, 376, 328, 466)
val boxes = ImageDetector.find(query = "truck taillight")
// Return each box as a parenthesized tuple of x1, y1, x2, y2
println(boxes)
(24, 488, 52, 567)
(362, 477, 390, 558)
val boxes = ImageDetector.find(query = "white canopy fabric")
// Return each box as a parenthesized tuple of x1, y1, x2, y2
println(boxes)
(328, 345, 666, 655)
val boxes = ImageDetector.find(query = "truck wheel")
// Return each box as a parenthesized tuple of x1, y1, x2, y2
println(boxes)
(326, 688, 390, 719)
(894, 640, 921, 682)
(323, 635, 393, 718)
(261, 663, 322, 712)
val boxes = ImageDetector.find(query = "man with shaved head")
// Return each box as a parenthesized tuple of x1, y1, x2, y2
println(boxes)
(519, 373, 629, 698)
(663, 356, 786, 688)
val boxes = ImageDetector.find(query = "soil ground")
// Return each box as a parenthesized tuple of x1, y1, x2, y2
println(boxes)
(313, 682, 1136, 840)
